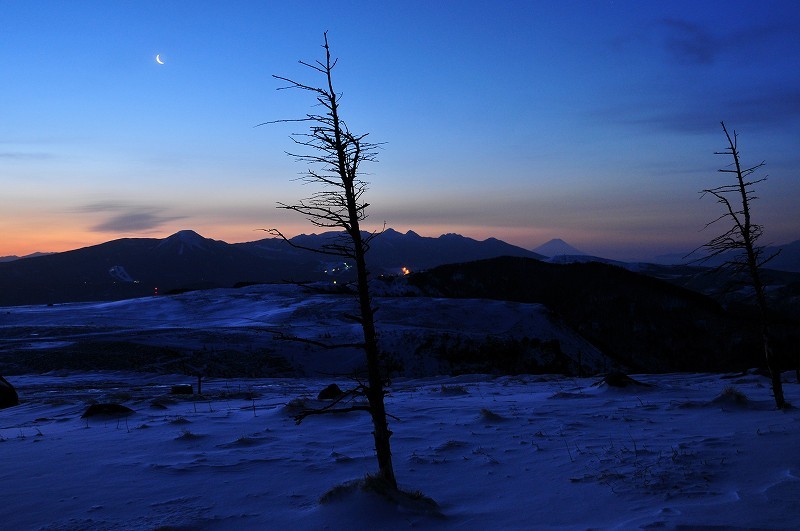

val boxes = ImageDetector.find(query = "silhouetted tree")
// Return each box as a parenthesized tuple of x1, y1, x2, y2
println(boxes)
(696, 121, 785, 408)
(261, 33, 397, 488)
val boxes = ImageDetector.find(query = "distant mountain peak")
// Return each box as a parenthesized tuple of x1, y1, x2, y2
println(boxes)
(158, 230, 213, 254)
(169, 229, 205, 241)
(533, 238, 587, 257)
(0, 251, 53, 263)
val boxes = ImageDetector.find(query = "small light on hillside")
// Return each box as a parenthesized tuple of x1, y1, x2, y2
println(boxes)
(401, 266, 411, 275)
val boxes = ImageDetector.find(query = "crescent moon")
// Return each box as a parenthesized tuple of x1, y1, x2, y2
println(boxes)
(155, 54, 165, 65)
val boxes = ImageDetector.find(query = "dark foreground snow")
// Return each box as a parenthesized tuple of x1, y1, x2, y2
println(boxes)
(2, 371, 799, 529)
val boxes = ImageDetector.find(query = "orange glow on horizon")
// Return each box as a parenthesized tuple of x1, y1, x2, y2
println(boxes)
(0, 220, 703, 262)
(0, 220, 306, 257)
(0, 227, 108, 258)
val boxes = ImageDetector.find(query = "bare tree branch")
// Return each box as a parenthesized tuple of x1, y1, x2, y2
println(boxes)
(293, 404, 372, 423)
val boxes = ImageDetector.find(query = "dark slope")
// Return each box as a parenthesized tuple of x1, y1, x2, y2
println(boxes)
(0, 231, 314, 306)
(406, 256, 763, 372)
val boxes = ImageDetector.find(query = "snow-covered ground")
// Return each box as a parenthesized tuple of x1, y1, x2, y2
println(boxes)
(0, 284, 612, 377)
(2, 370, 799, 529)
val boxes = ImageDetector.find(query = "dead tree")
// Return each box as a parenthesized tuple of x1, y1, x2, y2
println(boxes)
(696, 121, 785, 408)
(260, 33, 398, 488)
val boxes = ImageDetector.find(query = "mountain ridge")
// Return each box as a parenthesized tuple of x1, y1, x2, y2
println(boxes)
(0, 229, 542, 306)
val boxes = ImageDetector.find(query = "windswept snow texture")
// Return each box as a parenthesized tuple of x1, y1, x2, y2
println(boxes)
(1, 372, 799, 529)
(0, 284, 610, 377)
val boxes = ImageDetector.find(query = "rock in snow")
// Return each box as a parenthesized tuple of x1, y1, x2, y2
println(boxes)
(81, 403, 135, 418)
(0, 375, 18, 409)
(317, 383, 345, 400)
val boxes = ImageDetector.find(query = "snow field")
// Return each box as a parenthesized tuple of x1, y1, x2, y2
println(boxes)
(1, 371, 799, 529)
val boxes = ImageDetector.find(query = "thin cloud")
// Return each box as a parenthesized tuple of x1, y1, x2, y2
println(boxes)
(594, 87, 800, 134)
(727, 89, 800, 128)
(77, 201, 133, 213)
(612, 16, 797, 69)
(659, 19, 718, 65)
(0, 152, 53, 160)
(599, 13, 800, 135)
(77, 202, 185, 233)
(91, 212, 184, 233)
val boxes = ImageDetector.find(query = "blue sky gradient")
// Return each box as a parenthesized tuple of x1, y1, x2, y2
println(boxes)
(2, 1, 798, 259)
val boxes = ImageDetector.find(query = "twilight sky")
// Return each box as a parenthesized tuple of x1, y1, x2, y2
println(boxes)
(2, 1, 798, 260)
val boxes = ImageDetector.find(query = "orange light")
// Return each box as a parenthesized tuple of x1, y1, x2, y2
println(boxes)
(401, 266, 410, 275)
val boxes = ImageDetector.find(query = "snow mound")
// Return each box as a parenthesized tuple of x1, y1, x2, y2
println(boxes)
(318, 476, 443, 523)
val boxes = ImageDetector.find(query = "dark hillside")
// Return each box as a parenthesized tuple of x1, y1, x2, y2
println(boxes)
(0, 231, 313, 306)
(407, 256, 762, 372)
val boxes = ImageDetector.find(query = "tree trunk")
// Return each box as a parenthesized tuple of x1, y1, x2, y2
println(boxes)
(352, 229, 397, 489)
(762, 326, 785, 407)
(747, 248, 784, 408)
(748, 262, 784, 408)
(726, 121, 785, 410)
(753, 274, 785, 408)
